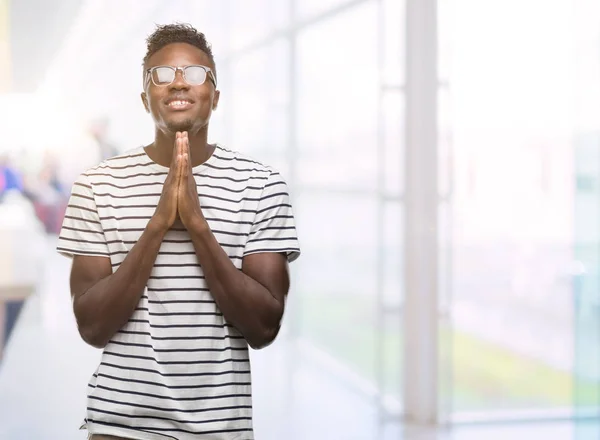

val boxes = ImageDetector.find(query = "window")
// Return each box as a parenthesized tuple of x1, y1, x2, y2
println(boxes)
(228, 0, 291, 52)
(228, 39, 290, 161)
(296, 2, 378, 192)
(442, 0, 600, 417)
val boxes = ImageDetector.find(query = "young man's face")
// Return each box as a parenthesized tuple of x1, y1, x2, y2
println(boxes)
(141, 42, 220, 135)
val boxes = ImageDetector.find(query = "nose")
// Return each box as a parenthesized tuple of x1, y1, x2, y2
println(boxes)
(169, 67, 189, 90)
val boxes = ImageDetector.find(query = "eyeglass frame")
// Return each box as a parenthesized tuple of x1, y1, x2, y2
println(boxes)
(144, 65, 217, 89)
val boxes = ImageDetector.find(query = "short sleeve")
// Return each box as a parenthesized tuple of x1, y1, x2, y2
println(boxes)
(244, 171, 301, 262)
(57, 173, 109, 258)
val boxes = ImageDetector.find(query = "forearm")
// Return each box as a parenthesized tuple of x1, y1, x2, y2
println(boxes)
(74, 220, 167, 348)
(188, 220, 283, 349)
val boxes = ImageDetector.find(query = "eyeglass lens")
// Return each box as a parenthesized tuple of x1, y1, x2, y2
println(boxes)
(151, 66, 208, 86)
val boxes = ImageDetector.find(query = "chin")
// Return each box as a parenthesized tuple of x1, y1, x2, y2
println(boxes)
(166, 119, 195, 133)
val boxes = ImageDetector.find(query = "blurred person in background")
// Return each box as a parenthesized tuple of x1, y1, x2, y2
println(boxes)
(0, 161, 4, 198)
(89, 117, 119, 161)
(0, 154, 24, 201)
(57, 23, 300, 440)
(31, 154, 68, 234)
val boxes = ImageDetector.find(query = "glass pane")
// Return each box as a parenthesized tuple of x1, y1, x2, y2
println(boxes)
(229, 39, 290, 158)
(573, 126, 600, 419)
(444, 0, 594, 417)
(380, 202, 404, 409)
(438, 200, 453, 421)
(382, 0, 405, 87)
(382, 91, 404, 198)
(296, 1, 378, 191)
(382, 202, 403, 309)
(295, 192, 378, 383)
(379, 306, 403, 414)
(228, 0, 291, 52)
(573, 0, 600, 437)
(296, 0, 355, 21)
(438, 87, 453, 198)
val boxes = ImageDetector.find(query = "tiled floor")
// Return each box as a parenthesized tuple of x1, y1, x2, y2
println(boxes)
(0, 236, 598, 439)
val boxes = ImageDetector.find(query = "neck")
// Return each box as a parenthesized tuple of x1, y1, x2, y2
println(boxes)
(147, 126, 213, 168)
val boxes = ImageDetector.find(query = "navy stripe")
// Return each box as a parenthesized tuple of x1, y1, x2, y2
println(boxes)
(89, 395, 252, 413)
(103, 351, 249, 365)
(86, 418, 251, 436)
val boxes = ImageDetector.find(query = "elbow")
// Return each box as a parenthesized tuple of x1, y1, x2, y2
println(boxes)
(248, 325, 281, 350)
(73, 300, 110, 349)
(78, 322, 110, 349)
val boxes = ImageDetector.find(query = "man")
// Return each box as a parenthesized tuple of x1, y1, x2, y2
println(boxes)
(58, 23, 300, 440)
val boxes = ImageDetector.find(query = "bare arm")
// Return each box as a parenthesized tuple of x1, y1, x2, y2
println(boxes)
(69, 137, 184, 348)
(189, 222, 289, 350)
(175, 132, 292, 349)
(70, 223, 168, 348)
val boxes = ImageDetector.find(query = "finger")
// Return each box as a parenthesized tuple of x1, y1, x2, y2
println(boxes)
(165, 135, 182, 190)
(182, 153, 189, 178)
(178, 142, 185, 178)
(183, 133, 192, 170)
(167, 141, 179, 183)
(170, 137, 179, 173)
(178, 152, 185, 185)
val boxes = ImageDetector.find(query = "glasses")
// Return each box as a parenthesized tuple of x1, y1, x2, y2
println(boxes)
(145, 65, 217, 88)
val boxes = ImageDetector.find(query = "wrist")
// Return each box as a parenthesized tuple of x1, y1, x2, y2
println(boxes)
(188, 216, 210, 237)
(147, 217, 170, 236)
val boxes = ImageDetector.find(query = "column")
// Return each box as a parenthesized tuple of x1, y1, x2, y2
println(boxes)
(403, 0, 439, 425)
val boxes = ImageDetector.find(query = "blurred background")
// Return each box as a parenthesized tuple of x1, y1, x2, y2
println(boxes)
(0, 0, 599, 439)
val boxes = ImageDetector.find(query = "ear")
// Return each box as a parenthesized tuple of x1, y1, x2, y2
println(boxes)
(212, 89, 220, 111)
(141, 92, 150, 113)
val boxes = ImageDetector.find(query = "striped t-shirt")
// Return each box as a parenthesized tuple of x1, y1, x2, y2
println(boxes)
(57, 145, 300, 440)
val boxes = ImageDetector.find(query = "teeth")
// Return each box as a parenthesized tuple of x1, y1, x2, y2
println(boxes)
(169, 100, 190, 106)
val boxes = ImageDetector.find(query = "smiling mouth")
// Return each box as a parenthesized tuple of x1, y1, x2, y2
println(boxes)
(166, 100, 194, 110)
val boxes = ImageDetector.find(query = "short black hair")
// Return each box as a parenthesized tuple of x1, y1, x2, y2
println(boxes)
(143, 23, 216, 76)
